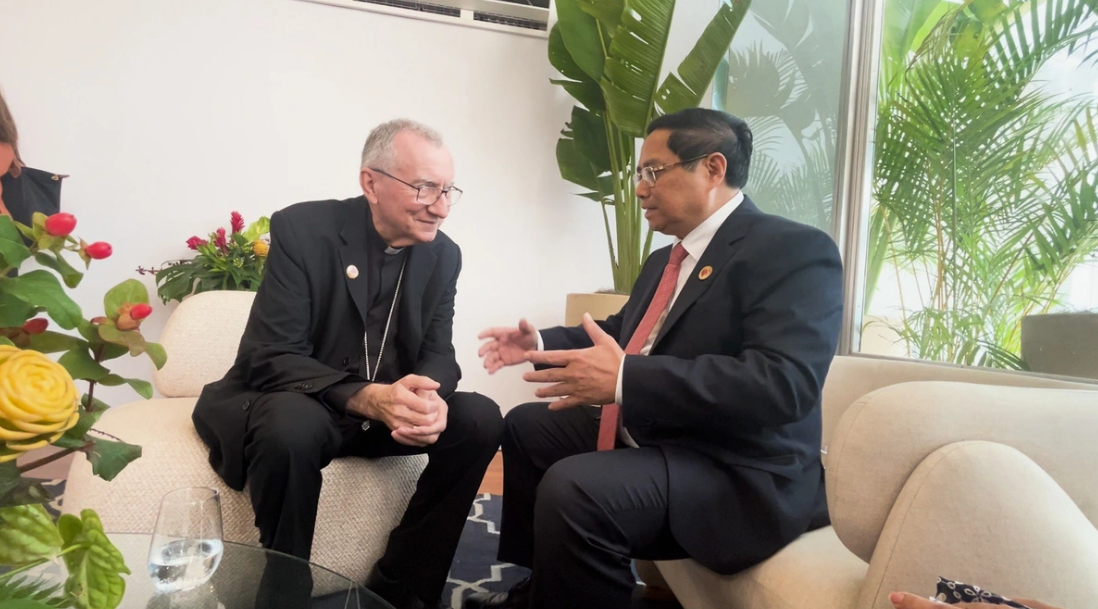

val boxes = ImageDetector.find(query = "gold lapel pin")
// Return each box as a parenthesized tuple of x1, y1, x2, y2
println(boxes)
(346, 265, 359, 279)
(698, 265, 713, 281)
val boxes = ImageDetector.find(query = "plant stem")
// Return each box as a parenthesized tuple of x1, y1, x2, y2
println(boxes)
(0, 544, 82, 582)
(15, 442, 92, 475)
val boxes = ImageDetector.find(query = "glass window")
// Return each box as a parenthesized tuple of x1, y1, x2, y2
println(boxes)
(857, 0, 1098, 380)
(714, 0, 850, 237)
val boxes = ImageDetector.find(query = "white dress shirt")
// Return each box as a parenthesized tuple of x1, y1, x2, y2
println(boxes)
(536, 191, 745, 447)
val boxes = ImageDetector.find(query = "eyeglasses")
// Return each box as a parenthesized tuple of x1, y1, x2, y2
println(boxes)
(369, 168, 463, 206)
(633, 154, 713, 187)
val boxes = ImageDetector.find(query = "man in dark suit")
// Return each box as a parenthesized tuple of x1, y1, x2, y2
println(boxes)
(192, 120, 504, 609)
(472, 108, 844, 609)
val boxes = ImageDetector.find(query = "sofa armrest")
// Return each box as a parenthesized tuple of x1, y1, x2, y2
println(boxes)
(856, 441, 1098, 609)
(825, 381, 1098, 563)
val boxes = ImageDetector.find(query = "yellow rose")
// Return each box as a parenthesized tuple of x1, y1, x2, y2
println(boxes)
(0, 346, 80, 463)
(252, 240, 269, 258)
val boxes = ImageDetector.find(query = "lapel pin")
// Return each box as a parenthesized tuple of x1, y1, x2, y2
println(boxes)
(698, 265, 713, 281)
(346, 265, 359, 279)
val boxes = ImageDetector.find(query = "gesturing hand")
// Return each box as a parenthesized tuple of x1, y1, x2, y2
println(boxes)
(522, 314, 624, 410)
(478, 318, 539, 374)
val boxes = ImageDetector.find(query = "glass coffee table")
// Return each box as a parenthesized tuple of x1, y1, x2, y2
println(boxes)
(15, 533, 395, 609)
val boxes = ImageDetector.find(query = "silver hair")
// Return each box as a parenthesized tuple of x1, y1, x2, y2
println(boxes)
(360, 119, 445, 170)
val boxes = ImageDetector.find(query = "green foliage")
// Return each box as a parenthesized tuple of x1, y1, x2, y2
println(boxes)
(552, 0, 752, 292)
(867, 0, 1098, 367)
(148, 213, 269, 304)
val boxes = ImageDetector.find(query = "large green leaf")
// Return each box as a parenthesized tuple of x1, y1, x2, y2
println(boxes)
(33, 252, 83, 289)
(97, 324, 146, 357)
(0, 216, 32, 271)
(0, 504, 64, 566)
(57, 349, 110, 382)
(556, 0, 608, 83)
(0, 290, 34, 328)
(241, 216, 270, 242)
(83, 440, 141, 483)
(549, 25, 606, 112)
(1, 271, 83, 330)
(27, 331, 87, 354)
(98, 375, 153, 400)
(102, 279, 149, 317)
(577, 0, 623, 32)
(656, 0, 750, 115)
(556, 137, 600, 191)
(144, 342, 167, 370)
(58, 511, 129, 609)
(600, 0, 676, 137)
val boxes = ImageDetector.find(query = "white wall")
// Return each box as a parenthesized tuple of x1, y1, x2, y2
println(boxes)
(0, 0, 719, 411)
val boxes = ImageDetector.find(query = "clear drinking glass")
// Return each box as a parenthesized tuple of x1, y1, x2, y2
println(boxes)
(147, 487, 224, 593)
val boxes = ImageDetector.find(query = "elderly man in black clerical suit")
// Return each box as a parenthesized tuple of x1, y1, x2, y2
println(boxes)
(193, 119, 503, 609)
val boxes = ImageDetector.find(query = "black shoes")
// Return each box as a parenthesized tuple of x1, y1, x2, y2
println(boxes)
(364, 564, 445, 609)
(461, 577, 532, 609)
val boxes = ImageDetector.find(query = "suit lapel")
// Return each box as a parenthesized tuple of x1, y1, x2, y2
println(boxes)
(338, 197, 373, 327)
(652, 199, 759, 348)
(397, 239, 437, 353)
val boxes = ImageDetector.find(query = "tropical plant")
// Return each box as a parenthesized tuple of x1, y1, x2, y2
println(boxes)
(0, 211, 165, 609)
(551, 0, 752, 293)
(140, 212, 270, 304)
(866, 0, 1098, 368)
(717, 0, 846, 233)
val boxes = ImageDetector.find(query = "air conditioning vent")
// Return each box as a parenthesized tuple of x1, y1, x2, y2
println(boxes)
(297, 0, 549, 37)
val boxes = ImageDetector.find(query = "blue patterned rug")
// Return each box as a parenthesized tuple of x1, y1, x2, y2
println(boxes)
(41, 483, 675, 609)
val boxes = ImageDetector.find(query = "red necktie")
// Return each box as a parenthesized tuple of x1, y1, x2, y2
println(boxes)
(597, 243, 689, 450)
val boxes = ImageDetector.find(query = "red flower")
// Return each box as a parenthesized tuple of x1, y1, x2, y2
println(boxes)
(129, 303, 153, 320)
(84, 242, 112, 260)
(22, 318, 48, 335)
(44, 213, 77, 237)
(230, 212, 245, 234)
(214, 227, 228, 251)
(186, 236, 207, 250)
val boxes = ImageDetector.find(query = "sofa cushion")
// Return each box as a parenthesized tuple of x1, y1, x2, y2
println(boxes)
(152, 291, 256, 398)
(63, 397, 427, 582)
(821, 356, 1097, 451)
(655, 526, 866, 609)
(827, 381, 1098, 564)
(856, 442, 1098, 609)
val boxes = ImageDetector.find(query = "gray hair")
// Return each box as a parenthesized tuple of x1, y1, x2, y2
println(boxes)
(360, 119, 445, 170)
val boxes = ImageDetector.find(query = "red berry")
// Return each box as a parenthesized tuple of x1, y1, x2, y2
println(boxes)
(84, 242, 113, 260)
(44, 213, 77, 237)
(22, 318, 49, 335)
(129, 303, 153, 320)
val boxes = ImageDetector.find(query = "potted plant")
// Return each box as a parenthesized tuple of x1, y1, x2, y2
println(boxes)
(550, 0, 751, 321)
(0, 212, 165, 609)
(139, 212, 270, 304)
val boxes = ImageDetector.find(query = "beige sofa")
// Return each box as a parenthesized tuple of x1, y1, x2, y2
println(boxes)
(63, 291, 428, 583)
(644, 356, 1098, 609)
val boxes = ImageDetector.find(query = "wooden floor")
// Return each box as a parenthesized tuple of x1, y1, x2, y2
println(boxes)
(479, 451, 503, 495)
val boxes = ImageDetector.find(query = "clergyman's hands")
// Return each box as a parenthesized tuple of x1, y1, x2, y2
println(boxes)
(349, 374, 441, 444)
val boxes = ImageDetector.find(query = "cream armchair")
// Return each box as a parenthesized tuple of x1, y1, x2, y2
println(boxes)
(644, 356, 1098, 609)
(62, 291, 428, 583)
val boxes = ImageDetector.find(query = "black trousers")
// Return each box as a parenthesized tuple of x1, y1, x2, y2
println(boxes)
(243, 390, 503, 602)
(498, 403, 690, 609)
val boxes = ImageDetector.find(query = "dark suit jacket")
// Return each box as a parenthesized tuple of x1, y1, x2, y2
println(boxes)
(1, 167, 63, 226)
(192, 196, 462, 491)
(540, 198, 843, 574)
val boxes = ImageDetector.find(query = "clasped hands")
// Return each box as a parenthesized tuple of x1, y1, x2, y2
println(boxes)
(477, 313, 624, 409)
(348, 374, 448, 447)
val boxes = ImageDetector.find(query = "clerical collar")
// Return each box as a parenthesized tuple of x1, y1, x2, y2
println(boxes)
(384, 246, 404, 256)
